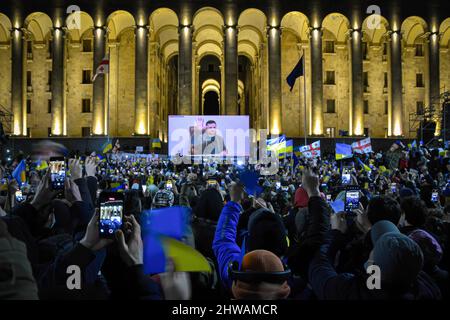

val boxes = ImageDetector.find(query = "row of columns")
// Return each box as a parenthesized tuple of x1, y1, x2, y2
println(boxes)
(10, 19, 441, 138)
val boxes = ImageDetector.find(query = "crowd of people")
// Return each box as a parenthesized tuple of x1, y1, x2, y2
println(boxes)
(0, 139, 449, 300)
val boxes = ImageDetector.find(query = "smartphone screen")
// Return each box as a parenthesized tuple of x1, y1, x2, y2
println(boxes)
(431, 191, 439, 203)
(15, 190, 25, 203)
(275, 182, 281, 189)
(345, 190, 360, 212)
(326, 194, 332, 202)
(166, 181, 173, 189)
(49, 157, 66, 190)
(341, 174, 351, 185)
(99, 192, 124, 238)
(142, 185, 147, 193)
(390, 183, 397, 194)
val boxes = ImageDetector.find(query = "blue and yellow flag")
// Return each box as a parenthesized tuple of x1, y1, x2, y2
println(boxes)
(336, 143, 353, 160)
(266, 135, 286, 154)
(12, 160, 27, 186)
(357, 157, 371, 172)
(101, 141, 113, 154)
(279, 139, 293, 159)
(152, 138, 162, 149)
(35, 160, 48, 171)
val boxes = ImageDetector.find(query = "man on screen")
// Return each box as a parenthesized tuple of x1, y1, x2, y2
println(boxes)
(192, 119, 228, 155)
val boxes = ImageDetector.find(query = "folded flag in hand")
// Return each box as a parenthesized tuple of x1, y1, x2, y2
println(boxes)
(141, 206, 210, 274)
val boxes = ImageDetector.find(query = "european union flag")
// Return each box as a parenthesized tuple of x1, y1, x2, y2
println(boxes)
(286, 55, 304, 91)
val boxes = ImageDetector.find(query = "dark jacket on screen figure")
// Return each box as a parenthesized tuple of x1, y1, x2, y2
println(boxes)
(308, 230, 442, 300)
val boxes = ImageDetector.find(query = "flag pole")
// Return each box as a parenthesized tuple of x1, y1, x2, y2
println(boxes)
(302, 48, 307, 147)
(107, 48, 111, 139)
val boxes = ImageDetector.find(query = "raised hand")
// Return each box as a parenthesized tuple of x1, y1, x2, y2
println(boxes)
(115, 215, 143, 266)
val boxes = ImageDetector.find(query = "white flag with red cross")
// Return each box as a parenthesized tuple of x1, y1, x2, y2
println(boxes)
(92, 55, 109, 82)
(352, 137, 373, 154)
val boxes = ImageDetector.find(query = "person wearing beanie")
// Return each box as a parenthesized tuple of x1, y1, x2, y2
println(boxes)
(408, 229, 449, 298)
(0, 219, 38, 300)
(231, 250, 290, 300)
(309, 219, 442, 299)
(399, 196, 428, 235)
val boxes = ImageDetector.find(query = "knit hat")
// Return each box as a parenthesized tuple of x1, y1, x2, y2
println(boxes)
(408, 229, 443, 268)
(0, 219, 38, 300)
(231, 250, 290, 300)
(152, 189, 174, 208)
(399, 187, 416, 199)
(247, 209, 288, 257)
(369, 220, 424, 289)
(294, 187, 309, 208)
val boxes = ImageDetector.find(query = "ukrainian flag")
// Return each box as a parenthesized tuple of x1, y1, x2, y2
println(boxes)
(279, 140, 293, 159)
(357, 157, 371, 172)
(35, 160, 48, 171)
(335, 143, 353, 160)
(110, 182, 125, 192)
(12, 160, 27, 186)
(294, 146, 302, 157)
(266, 135, 286, 154)
(101, 141, 113, 154)
(152, 138, 162, 149)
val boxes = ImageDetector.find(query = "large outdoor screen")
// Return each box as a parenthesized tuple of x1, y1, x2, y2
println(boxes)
(168, 115, 250, 157)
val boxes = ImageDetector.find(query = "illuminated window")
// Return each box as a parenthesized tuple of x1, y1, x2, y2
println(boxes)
(326, 127, 335, 137)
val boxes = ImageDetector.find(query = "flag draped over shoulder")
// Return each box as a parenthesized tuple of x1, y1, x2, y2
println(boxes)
(299, 141, 321, 158)
(336, 143, 353, 160)
(12, 160, 26, 186)
(352, 138, 372, 154)
(92, 54, 109, 82)
(286, 55, 304, 91)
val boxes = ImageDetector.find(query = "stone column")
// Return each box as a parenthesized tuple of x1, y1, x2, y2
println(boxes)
(267, 26, 282, 134)
(349, 28, 364, 136)
(389, 30, 403, 136)
(224, 25, 238, 115)
(11, 28, 24, 136)
(427, 32, 440, 106)
(51, 27, 65, 136)
(309, 27, 324, 135)
(178, 24, 193, 115)
(92, 26, 106, 135)
(134, 25, 149, 135)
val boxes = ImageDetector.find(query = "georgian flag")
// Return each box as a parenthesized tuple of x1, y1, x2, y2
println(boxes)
(92, 55, 109, 82)
(352, 138, 373, 154)
(299, 140, 321, 158)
